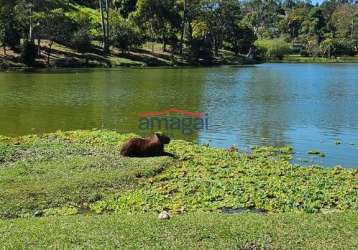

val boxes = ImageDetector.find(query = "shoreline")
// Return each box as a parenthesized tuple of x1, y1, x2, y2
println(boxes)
(2, 56, 358, 72)
(1, 130, 357, 216)
(0, 41, 259, 71)
(0, 57, 260, 71)
(270, 55, 358, 64)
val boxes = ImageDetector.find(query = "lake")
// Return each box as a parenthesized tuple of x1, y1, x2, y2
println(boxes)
(0, 63, 358, 167)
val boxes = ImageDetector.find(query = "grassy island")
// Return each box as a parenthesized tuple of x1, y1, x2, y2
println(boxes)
(0, 130, 358, 249)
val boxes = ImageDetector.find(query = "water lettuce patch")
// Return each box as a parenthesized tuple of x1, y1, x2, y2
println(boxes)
(0, 130, 357, 218)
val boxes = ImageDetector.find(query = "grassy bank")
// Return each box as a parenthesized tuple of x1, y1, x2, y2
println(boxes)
(0, 41, 254, 70)
(1, 212, 358, 249)
(1, 130, 358, 248)
(276, 55, 358, 63)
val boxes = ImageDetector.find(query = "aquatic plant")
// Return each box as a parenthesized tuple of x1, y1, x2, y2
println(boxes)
(1, 130, 357, 218)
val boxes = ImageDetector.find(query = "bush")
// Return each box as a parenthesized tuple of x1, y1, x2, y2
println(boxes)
(320, 38, 336, 57)
(71, 28, 92, 53)
(255, 38, 291, 59)
(110, 16, 144, 53)
(21, 40, 37, 66)
(334, 39, 356, 56)
(189, 38, 213, 63)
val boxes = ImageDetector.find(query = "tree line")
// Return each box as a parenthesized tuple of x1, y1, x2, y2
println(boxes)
(0, 0, 357, 66)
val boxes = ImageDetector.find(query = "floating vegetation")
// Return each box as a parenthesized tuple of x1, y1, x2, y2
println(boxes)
(1, 130, 358, 218)
(308, 150, 326, 158)
(308, 150, 321, 155)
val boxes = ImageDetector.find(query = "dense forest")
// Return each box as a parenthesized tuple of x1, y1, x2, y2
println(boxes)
(0, 0, 358, 66)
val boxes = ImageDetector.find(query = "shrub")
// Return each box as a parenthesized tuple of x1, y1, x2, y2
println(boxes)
(320, 38, 336, 57)
(110, 15, 144, 53)
(21, 40, 37, 66)
(334, 39, 356, 56)
(71, 28, 92, 53)
(189, 38, 213, 63)
(255, 38, 291, 59)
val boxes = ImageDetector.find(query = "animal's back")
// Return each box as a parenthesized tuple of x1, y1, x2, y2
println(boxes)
(120, 133, 170, 157)
(120, 138, 147, 157)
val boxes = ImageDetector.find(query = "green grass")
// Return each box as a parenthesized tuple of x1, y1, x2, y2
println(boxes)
(1, 212, 358, 249)
(1, 130, 358, 248)
(279, 55, 358, 63)
(0, 131, 173, 218)
(1, 130, 358, 218)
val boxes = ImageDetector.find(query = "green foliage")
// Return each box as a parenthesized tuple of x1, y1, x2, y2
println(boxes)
(1, 130, 358, 249)
(20, 40, 37, 66)
(0, 130, 172, 218)
(110, 13, 144, 52)
(225, 23, 256, 55)
(320, 38, 336, 57)
(0, 1, 21, 48)
(36, 8, 76, 45)
(0, 21, 4, 46)
(131, 0, 181, 49)
(255, 38, 291, 59)
(1, 212, 358, 249)
(66, 4, 102, 37)
(1, 0, 358, 64)
(70, 28, 93, 52)
(69, 13, 94, 52)
(334, 38, 357, 56)
(113, 0, 138, 18)
(282, 7, 307, 39)
(189, 38, 213, 63)
(1, 130, 357, 219)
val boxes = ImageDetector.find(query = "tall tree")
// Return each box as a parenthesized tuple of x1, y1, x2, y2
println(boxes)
(99, 0, 110, 53)
(0, 0, 21, 49)
(132, 0, 181, 52)
(179, 0, 187, 55)
(113, 0, 137, 17)
(37, 9, 75, 65)
(0, 21, 5, 59)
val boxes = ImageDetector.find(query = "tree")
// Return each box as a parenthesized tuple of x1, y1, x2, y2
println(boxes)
(113, 0, 137, 18)
(110, 13, 143, 53)
(131, 0, 181, 52)
(0, 0, 22, 49)
(330, 4, 358, 39)
(0, 20, 5, 58)
(70, 12, 94, 53)
(99, 0, 110, 53)
(282, 7, 307, 40)
(179, 0, 187, 55)
(242, 0, 283, 39)
(36, 9, 75, 65)
(320, 38, 336, 57)
(225, 23, 256, 56)
(255, 38, 291, 59)
(309, 8, 326, 42)
(20, 39, 37, 66)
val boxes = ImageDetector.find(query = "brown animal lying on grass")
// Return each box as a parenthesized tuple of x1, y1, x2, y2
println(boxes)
(120, 133, 175, 157)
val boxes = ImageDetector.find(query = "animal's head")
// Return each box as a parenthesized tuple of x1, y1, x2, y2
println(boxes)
(154, 132, 171, 144)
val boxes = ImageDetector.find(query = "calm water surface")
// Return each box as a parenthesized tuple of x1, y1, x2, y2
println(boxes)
(0, 63, 358, 167)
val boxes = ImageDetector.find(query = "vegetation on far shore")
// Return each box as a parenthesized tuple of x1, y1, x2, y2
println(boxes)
(1, 1, 358, 69)
(0, 41, 257, 69)
(1, 130, 358, 248)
